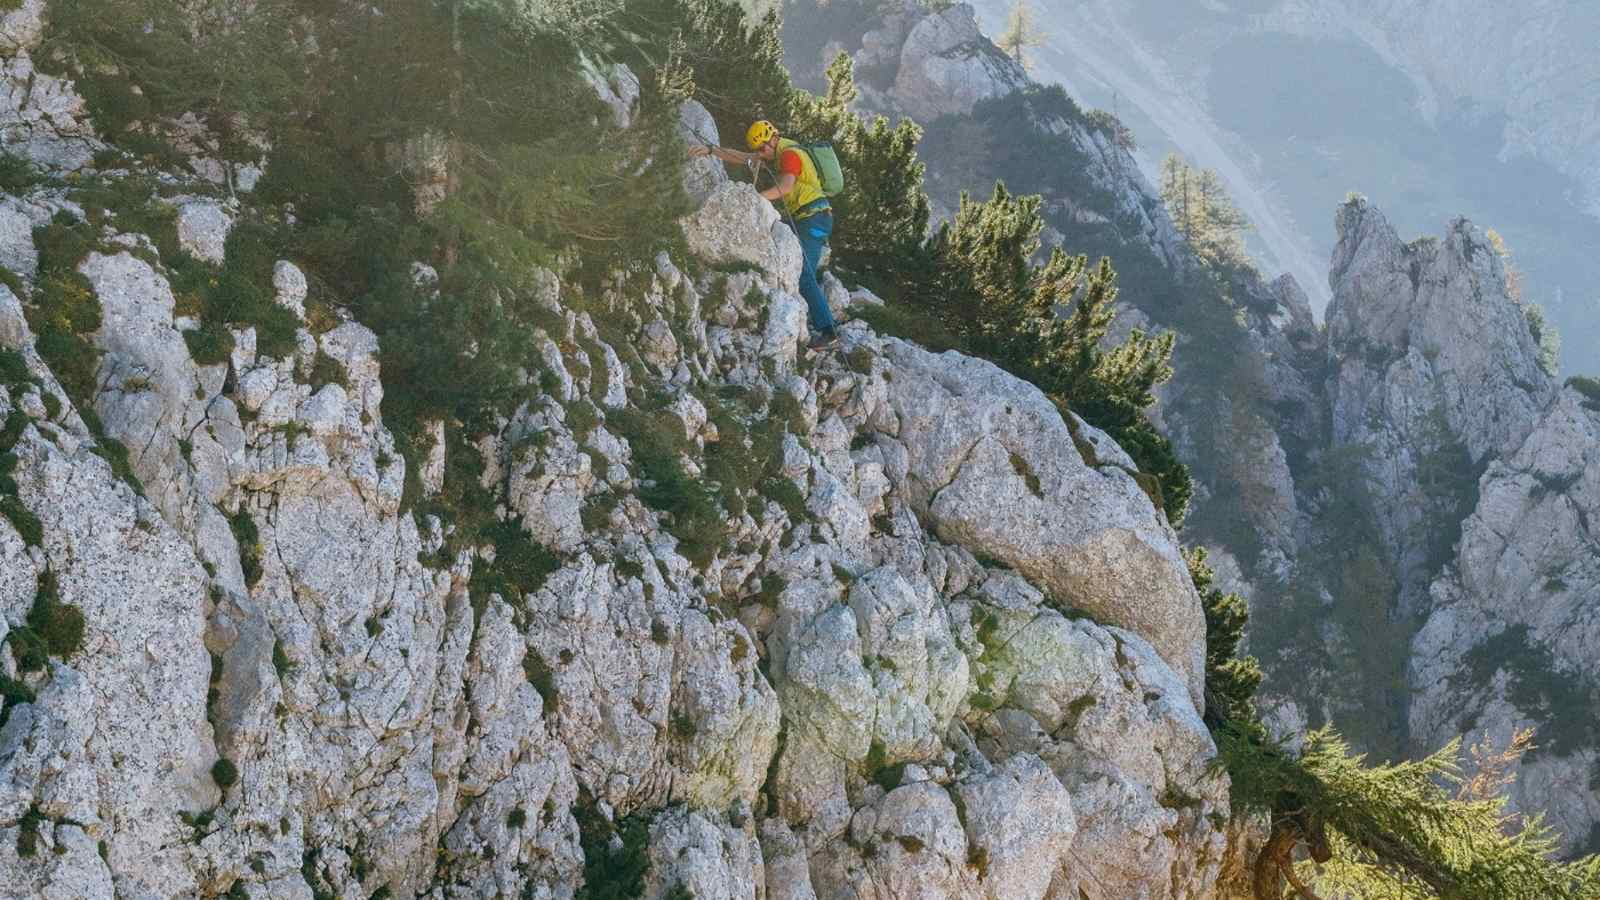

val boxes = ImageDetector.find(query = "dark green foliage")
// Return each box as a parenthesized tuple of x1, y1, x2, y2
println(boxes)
(90, 434, 145, 497)
(758, 474, 808, 524)
(0, 673, 34, 729)
(31, 326, 99, 411)
(0, 152, 42, 193)
(301, 846, 336, 900)
(9, 577, 73, 673)
(0, 494, 41, 545)
(1202, 535, 1600, 896)
(230, 509, 262, 589)
(271, 639, 292, 678)
(507, 806, 527, 829)
(864, 738, 906, 792)
(619, 0, 792, 145)
(211, 757, 239, 789)
(175, 220, 301, 360)
(0, 266, 22, 300)
(27, 216, 104, 407)
(1567, 375, 1600, 411)
(522, 648, 558, 716)
(470, 517, 560, 604)
(611, 401, 725, 565)
(788, 53, 932, 285)
(0, 347, 29, 388)
(663, 885, 695, 900)
(782, 63, 1187, 520)
(574, 792, 654, 900)
(1461, 625, 1600, 760)
(754, 572, 787, 607)
(917, 183, 1187, 521)
(49, 0, 697, 545)
(670, 709, 697, 739)
(26, 571, 85, 659)
(1216, 726, 1600, 898)
(182, 324, 233, 367)
(0, 409, 25, 451)
(206, 651, 223, 725)
(580, 489, 621, 532)
(40, 0, 303, 165)
(179, 808, 216, 842)
(75, 174, 182, 259)
(16, 804, 43, 858)
(1188, 548, 1263, 738)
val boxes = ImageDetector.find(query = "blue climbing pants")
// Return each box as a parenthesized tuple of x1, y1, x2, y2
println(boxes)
(794, 211, 836, 335)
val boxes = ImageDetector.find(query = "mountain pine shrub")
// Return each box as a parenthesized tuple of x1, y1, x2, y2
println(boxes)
(1200, 540, 1600, 898)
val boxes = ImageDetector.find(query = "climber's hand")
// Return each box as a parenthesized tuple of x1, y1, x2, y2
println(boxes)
(688, 145, 713, 159)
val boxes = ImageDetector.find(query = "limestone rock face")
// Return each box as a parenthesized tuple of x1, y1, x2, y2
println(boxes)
(0, 0, 98, 171)
(0, 222, 1232, 895)
(1410, 384, 1600, 854)
(678, 99, 728, 206)
(0, 403, 215, 899)
(0, 28, 1242, 899)
(1325, 198, 1553, 607)
(880, 337, 1206, 704)
(887, 4, 1028, 123)
(682, 181, 803, 294)
(174, 199, 234, 265)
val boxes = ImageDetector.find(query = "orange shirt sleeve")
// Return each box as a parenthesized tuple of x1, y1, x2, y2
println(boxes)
(778, 148, 805, 178)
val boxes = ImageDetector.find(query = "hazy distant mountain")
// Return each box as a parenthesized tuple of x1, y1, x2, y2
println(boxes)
(967, 0, 1600, 373)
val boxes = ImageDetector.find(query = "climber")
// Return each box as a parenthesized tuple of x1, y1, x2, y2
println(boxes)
(690, 120, 839, 352)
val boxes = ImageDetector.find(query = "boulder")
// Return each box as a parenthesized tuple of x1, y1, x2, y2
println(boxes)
(678, 99, 728, 206)
(954, 754, 1076, 900)
(682, 181, 802, 294)
(878, 335, 1206, 704)
(175, 199, 233, 265)
(889, 4, 1029, 122)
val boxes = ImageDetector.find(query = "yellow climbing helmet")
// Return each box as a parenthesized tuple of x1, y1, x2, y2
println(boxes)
(745, 120, 777, 150)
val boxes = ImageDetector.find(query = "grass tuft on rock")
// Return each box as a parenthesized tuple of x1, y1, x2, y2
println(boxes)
(522, 648, 559, 715)
(230, 509, 263, 588)
(211, 757, 239, 789)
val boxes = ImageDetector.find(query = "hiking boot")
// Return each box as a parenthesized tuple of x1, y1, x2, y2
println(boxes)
(806, 330, 839, 353)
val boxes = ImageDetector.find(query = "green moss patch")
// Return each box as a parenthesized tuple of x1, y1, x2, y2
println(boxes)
(230, 509, 263, 588)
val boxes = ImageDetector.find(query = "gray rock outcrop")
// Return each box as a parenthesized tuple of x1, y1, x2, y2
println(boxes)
(1325, 198, 1553, 609)
(1410, 384, 1600, 854)
(0, 47, 1244, 900)
(884, 4, 1028, 123)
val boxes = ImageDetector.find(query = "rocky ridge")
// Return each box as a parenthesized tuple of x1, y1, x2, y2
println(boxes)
(0, 13, 1249, 899)
(788, 0, 1600, 855)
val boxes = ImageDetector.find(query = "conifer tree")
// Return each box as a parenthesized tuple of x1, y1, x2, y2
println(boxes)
(995, 0, 1047, 71)
(1159, 152, 1251, 269)
(788, 52, 931, 283)
(619, 0, 792, 145)
(916, 182, 1188, 521)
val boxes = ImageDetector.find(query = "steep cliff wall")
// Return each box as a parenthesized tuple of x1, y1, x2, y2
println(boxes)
(782, 0, 1600, 856)
(0, 7, 1250, 897)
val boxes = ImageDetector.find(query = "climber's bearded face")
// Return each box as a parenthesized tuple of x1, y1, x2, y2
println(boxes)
(757, 136, 779, 160)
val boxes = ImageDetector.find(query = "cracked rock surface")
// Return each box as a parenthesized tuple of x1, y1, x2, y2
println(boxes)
(0, 29, 1246, 900)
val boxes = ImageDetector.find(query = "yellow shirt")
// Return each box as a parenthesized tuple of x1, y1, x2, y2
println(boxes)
(776, 139, 828, 218)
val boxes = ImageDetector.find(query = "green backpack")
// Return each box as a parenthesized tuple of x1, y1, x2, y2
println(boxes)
(799, 141, 845, 197)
